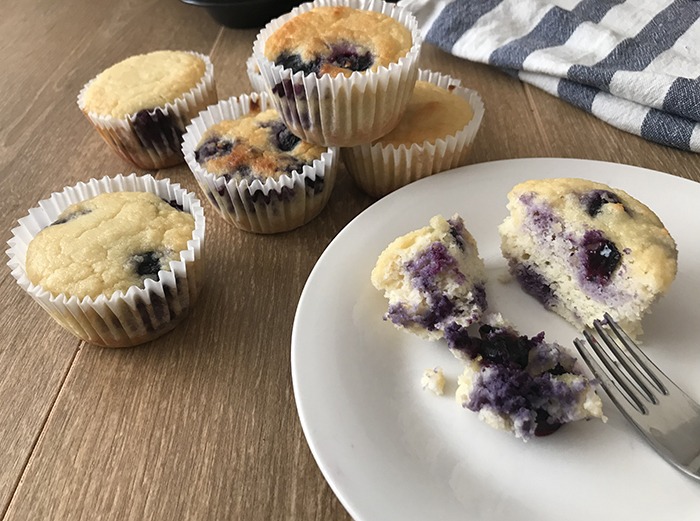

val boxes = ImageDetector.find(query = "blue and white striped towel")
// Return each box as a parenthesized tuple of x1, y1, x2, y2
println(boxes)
(399, 0, 700, 152)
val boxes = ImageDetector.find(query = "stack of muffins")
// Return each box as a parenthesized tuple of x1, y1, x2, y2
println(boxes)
(183, 0, 485, 233)
(7, 0, 485, 348)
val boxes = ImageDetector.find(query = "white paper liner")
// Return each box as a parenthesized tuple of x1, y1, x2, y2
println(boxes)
(253, 0, 422, 147)
(246, 54, 267, 93)
(77, 52, 218, 170)
(342, 69, 485, 198)
(6, 174, 206, 348)
(182, 91, 338, 234)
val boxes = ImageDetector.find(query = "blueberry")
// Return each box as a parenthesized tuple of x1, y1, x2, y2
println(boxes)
(130, 251, 163, 278)
(275, 52, 320, 75)
(275, 125, 301, 152)
(533, 409, 562, 436)
(446, 323, 541, 370)
(327, 43, 374, 72)
(582, 189, 624, 217)
(581, 230, 621, 284)
(195, 136, 233, 163)
(547, 364, 568, 376)
(261, 120, 301, 152)
(477, 325, 533, 369)
(51, 209, 91, 226)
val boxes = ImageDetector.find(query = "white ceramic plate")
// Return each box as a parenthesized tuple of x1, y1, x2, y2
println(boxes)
(291, 158, 700, 521)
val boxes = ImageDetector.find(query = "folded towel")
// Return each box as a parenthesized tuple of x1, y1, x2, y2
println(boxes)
(400, 0, 700, 152)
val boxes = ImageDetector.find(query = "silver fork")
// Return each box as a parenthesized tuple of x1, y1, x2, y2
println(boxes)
(574, 313, 700, 481)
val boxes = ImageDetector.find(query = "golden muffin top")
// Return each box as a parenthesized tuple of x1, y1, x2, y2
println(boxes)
(195, 108, 325, 181)
(81, 50, 206, 118)
(374, 81, 474, 147)
(264, 6, 412, 78)
(26, 191, 195, 299)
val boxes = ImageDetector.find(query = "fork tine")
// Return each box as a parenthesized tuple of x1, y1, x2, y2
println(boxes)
(592, 319, 658, 404)
(603, 313, 668, 395)
(574, 336, 647, 415)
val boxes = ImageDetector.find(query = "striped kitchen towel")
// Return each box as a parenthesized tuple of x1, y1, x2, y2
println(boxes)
(399, 0, 700, 152)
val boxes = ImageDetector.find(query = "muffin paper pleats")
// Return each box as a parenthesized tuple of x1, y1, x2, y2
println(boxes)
(246, 54, 266, 93)
(6, 174, 206, 348)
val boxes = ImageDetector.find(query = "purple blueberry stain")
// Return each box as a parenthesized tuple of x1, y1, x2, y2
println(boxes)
(448, 323, 584, 439)
(385, 243, 463, 331)
(472, 284, 487, 312)
(511, 262, 556, 307)
(405, 242, 464, 292)
(131, 108, 182, 152)
(521, 197, 556, 235)
(248, 186, 296, 207)
(447, 217, 466, 251)
(272, 78, 307, 100)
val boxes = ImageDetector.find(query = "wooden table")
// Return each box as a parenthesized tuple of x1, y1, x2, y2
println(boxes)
(1, 1, 698, 519)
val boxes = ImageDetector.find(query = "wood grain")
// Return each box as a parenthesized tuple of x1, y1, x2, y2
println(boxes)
(1, 1, 699, 520)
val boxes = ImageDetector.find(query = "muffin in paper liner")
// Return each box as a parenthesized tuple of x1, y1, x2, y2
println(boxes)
(246, 54, 266, 93)
(77, 51, 218, 170)
(342, 69, 485, 198)
(252, 0, 421, 147)
(6, 174, 206, 348)
(182, 91, 338, 234)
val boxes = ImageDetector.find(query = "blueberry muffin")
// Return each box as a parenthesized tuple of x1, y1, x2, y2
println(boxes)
(371, 214, 487, 340)
(343, 70, 485, 197)
(78, 50, 217, 169)
(8, 175, 205, 347)
(450, 314, 605, 441)
(499, 178, 678, 338)
(253, 0, 421, 146)
(182, 92, 337, 233)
